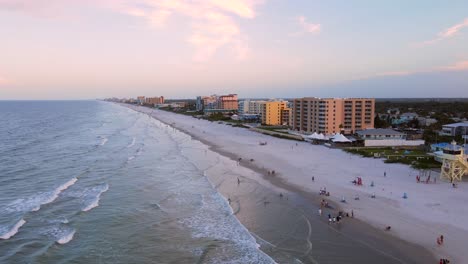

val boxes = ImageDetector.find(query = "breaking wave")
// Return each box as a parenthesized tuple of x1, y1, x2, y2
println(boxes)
(57, 229, 75, 244)
(0, 219, 26, 240)
(82, 184, 109, 212)
(5, 178, 78, 213)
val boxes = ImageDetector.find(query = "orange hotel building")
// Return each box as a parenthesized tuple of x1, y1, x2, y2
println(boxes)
(292, 97, 375, 134)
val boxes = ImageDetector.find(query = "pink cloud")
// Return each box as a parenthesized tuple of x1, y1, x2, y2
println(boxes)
(112, 0, 263, 61)
(439, 60, 468, 71)
(295, 15, 321, 35)
(370, 60, 468, 80)
(0, 0, 263, 61)
(419, 17, 468, 46)
(375, 71, 412, 77)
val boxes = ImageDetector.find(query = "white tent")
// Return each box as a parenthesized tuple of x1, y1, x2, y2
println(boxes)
(317, 133, 327, 140)
(331, 134, 352, 143)
(308, 132, 319, 139)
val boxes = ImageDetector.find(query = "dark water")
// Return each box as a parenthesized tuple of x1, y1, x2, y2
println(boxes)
(0, 101, 273, 263)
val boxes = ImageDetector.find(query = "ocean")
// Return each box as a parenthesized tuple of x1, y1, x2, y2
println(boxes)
(0, 101, 274, 263)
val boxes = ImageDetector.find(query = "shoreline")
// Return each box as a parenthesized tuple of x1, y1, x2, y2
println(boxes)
(122, 103, 439, 263)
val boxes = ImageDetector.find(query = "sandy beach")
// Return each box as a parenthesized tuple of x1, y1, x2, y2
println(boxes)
(121, 104, 466, 263)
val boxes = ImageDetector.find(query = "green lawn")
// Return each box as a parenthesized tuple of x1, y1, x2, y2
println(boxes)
(344, 147, 440, 169)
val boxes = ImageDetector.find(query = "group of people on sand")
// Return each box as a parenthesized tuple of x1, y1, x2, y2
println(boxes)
(327, 211, 351, 224)
(319, 187, 330, 196)
(416, 175, 435, 184)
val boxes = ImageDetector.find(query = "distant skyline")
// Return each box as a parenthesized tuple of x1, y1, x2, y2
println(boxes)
(0, 0, 467, 99)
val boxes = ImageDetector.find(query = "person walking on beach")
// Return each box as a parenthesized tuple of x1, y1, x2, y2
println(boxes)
(437, 235, 444, 245)
(384, 171, 386, 177)
(312, 176, 315, 182)
(318, 208, 322, 216)
(237, 178, 240, 185)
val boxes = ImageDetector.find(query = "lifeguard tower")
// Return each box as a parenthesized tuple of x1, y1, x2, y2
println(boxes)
(437, 141, 468, 182)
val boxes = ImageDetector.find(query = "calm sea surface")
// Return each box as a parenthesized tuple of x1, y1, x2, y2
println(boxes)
(0, 101, 273, 263)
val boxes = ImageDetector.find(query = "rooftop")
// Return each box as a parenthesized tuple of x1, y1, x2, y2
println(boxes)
(442, 122, 468, 128)
(356, 128, 405, 136)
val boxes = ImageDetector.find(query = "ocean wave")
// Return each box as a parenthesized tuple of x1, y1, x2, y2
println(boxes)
(56, 229, 75, 244)
(0, 219, 26, 240)
(5, 178, 78, 213)
(179, 192, 275, 264)
(127, 137, 136, 148)
(82, 184, 109, 212)
(127, 156, 135, 161)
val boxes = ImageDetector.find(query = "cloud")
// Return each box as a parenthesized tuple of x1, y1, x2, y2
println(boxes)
(0, 0, 264, 61)
(111, 0, 263, 61)
(359, 60, 468, 80)
(375, 71, 412, 77)
(419, 17, 468, 46)
(293, 15, 321, 36)
(438, 60, 468, 71)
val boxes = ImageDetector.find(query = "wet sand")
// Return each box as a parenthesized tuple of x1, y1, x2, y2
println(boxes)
(125, 105, 436, 263)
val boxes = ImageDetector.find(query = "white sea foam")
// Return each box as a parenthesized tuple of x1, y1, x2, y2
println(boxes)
(128, 156, 135, 161)
(5, 178, 78, 213)
(127, 137, 136, 148)
(0, 219, 26, 240)
(82, 184, 109, 212)
(57, 229, 75, 244)
(136, 147, 143, 156)
(99, 137, 108, 146)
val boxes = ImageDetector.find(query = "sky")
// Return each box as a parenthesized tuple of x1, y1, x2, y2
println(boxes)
(0, 0, 467, 99)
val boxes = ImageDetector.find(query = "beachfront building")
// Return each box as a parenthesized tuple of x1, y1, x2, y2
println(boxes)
(440, 122, 468, 137)
(201, 94, 238, 115)
(238, 99, 249, 114)
(281, 108, 292, 127)
(216, 94, 238, 110)
(137, 96, 145, 105)
(356, 128, 425, 147)
(260, 101, 291, 126)
(145, 96, 164, 106)
(249, 100, 267, 115)
(292, 97, 375, 134)
(196, 95, 217, 111)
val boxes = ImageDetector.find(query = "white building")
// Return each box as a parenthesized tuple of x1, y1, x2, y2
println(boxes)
(356, 129, 425, 147)
(238, 100, 250, 115)
(417, 117, 438, 127)
(248, 100, 267, 115)
(441, 122, 468, 137)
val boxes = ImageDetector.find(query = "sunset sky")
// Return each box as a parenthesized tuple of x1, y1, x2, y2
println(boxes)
(0, 0, 467, 99)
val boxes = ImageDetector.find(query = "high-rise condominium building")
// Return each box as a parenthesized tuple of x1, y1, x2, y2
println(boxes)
(137, 96, 145, 105)
(217, 94, 238, 110)
(292, 98, 375, 134)
(248, 100, 267, 115)
(145, 96, 164, 105)
(261, 101, 291, 126)
(238, 100, 249, 114)
(196, 95, 217, 111)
